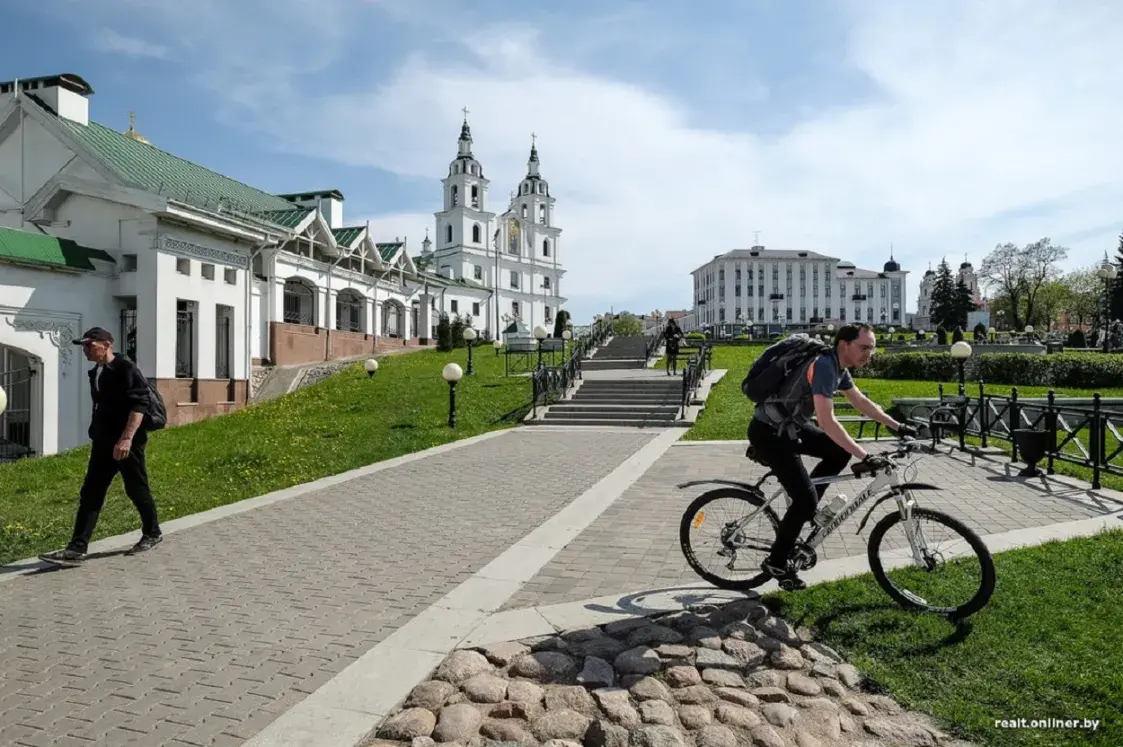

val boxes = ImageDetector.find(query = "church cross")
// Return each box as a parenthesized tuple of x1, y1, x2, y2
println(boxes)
(462, 106, 470, 120)
(531, 132, 537, 146)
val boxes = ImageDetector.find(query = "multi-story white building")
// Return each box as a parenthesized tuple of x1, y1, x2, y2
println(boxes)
(914, 258, 983, 330)
(424, 118, 566, 334)
(0, 72, 491, 459)
(690, 246, 908, 330)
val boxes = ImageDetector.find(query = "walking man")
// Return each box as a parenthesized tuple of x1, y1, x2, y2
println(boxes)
(39, 327, 162, 567)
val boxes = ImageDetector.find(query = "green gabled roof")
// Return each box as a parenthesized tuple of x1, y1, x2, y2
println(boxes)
(376, 242, 403, 263)
(48, 109, 298, 219)
(0, 226, 114, 271)
(332, 226, 365, 248)
(258, 208, 312, 229)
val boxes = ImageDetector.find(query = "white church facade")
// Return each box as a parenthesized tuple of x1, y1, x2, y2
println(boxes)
(0, 72, 499, 460)
(421, 117, 566, 335)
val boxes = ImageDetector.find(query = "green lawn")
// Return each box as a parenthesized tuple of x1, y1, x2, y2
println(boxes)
(766, 528, 1123, 746)
(0, 347, 530, 565)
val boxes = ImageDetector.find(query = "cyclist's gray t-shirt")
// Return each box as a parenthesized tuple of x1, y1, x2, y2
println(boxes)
(754, 352, 853, 431)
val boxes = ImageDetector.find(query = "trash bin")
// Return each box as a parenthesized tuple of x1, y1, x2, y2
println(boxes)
(1013, 428, 1050, 477)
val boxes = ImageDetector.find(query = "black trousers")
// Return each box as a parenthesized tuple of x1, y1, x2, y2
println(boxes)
(666, 347, 679, 373)
(68, 437, 161, 553)
(747, 419, 851, 566)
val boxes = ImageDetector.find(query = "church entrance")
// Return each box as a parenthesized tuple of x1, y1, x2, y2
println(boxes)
(0, 344, 35, 462)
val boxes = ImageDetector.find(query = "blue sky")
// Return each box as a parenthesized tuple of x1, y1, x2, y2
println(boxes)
(5, 0, 1123, 323)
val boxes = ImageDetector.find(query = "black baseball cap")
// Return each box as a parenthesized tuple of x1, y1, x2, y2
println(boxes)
(71, 327, 114, 345)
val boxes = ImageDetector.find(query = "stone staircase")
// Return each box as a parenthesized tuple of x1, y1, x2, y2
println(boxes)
(531, 377, 683, 428)
(582, 335, 653, 370)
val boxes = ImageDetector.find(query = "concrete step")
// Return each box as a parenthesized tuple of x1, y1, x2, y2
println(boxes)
(582, 359, 648, 370)
(549, 404, 680, 415)
(529, 417, 679, 428)
(577, 383, 682, 392)
(570, 394, 680, 404)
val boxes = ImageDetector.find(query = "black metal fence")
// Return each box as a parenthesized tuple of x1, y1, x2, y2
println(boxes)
(680, 343, 713, 418)
(120, 308, 138, 363)
(867, 381, 1123, 490)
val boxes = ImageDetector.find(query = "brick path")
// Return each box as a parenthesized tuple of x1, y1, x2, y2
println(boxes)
(501, 442, 1123, 609)
(0, 429, 656, 747)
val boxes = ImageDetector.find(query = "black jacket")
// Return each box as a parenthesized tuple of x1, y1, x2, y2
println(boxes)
(87, 355, 150, 443)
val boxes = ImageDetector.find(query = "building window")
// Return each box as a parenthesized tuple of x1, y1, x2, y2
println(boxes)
(176, 257, 190, 275)
(471, 185, 479, 207)
(473, 265, 482, 280)
(202, 263, 215, 281)
(542, 239, 550, 257)
(512, 301, 520, 318)
(539, 204, 546, 224)
(335, 290, 364, 332)
(472, 302, 480, 316)
(451, 185, 459, 206)
(451, 300, 459, 314)
(446, 225, 453, 244)
(521, 204, 528, 218)
(175, 300, 195, 379)
(215, 304, 233, 379)
(120, 306, 138, 363)
(122, 254, 138, 272)
(545, 306, 552, 322)
(224, 268, 237, 285)
(283, 278, 316, 325)
(510, 270, 519, 289)
(472, 223, 481, 243)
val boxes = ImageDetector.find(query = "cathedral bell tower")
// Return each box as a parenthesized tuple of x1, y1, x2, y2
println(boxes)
(435, 109, 494, 254)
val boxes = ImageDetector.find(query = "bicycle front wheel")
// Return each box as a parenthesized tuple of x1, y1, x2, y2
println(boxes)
(868, 507, 996, 619)
(679, 487, 780, 590)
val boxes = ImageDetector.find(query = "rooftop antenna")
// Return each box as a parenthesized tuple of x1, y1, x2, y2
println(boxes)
(752, 230, 761, 245)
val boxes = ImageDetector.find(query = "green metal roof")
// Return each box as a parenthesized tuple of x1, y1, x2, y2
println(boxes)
(258, 209, 312, 229)
(51, 111, 299, 220)
(332, 226, 365, 248)
(0, 226, 114, 271)
(376, 242, 403, 263)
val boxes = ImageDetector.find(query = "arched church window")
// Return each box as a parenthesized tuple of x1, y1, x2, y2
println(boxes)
(543, 239, 550, 257)
(521, 204, 528, 219)
(446, 225, 453, 243)
(472, 223, 481, 243)
(451, 185, 459, 206)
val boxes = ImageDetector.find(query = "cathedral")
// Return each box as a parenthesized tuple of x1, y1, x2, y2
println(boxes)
(422, 114, 567, 335)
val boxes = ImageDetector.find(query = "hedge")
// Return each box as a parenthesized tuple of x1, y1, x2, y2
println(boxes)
(856, 352, 1123, 389)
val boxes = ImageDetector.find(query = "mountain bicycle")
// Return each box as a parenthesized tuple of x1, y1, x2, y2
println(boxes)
(677, 429, 996, 620)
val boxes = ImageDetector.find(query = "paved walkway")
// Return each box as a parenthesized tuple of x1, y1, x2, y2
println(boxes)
(501, 441, 1123, 609)
(0, 429, 659, 747)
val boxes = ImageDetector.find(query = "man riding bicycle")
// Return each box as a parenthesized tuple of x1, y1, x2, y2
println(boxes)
(748, 323, 915, 590)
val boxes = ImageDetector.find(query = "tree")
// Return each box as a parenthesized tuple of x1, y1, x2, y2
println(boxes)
(929, 259, 958, 330)
(979, 237, 1069, 331)
(1032, 280, 1070, 331)
(553, 310, 571, 338)
(1110, 231, 1123, 321)
(612, 313, 644, 336)
(1062, 268, 1101, 330)
(436, 313, 452, 351)
(954, 278, 975, 330)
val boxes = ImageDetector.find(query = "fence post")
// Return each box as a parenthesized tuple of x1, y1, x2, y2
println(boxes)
(1046, 389, 1056, 475)
(1092, 393, 1103, 490)
(978, 380, 989, 449)
(1010, 387, 1020, 464)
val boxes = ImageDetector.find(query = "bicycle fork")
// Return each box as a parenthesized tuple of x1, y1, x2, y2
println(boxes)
(897, 493, 935, 569)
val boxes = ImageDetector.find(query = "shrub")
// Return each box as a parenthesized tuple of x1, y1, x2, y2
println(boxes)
(450, 314, 466, 348)
(952, 327, 964, 343)
(1068, 329, 1087, 348)
(685, 331, 706, 340)
(857, 351, 1123, 388)
(553, 310, 571, 338)
(436, 313, 452, 351)
(937, 326, 948, 345)
(734, 334, 750, 340)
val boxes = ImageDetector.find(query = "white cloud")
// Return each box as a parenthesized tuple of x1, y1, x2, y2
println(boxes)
(59, 0, 1123, 320)
(90, 28, 169, 59)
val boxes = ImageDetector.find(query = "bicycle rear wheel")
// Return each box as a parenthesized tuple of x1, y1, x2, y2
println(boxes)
(867, 507, 996, 619)
(679, 487, 780, 590)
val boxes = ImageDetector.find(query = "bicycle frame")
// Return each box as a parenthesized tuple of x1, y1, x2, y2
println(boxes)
(678, 443, 942, 565)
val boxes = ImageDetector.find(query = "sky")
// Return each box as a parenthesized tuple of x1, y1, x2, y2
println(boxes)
(5, 0, 1123, 324)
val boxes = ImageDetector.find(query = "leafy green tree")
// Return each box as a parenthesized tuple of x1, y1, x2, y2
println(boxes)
(612, 313, 644, 336)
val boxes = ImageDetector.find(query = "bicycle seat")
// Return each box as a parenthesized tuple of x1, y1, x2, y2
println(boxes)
(746, 445, 771, 467)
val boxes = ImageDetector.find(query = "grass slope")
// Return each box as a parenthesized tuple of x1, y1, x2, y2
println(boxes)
(767, 529, 1123, 746)
(0, 347, 530, 565)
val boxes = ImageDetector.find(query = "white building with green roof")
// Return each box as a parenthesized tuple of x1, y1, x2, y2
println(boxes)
(0, 73, 464, 459)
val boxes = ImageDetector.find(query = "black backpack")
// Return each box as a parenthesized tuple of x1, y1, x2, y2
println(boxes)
(741, 336, 833, 404)
(142, 378, 167, 431)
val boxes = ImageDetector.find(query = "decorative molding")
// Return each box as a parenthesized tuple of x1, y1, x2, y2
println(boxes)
(161, 236, 250, 269)
(1, 305, 79, 376)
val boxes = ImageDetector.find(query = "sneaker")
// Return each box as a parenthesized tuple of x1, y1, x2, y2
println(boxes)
(126, 534, 163, 555)
(39, 548, 85, 567)
(761, 559, 807, 591)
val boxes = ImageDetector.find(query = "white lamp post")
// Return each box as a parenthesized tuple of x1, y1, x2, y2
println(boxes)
(363, 358, 379, 378)
(442, 362, 463, 427)
(0, 384, 6, 416)
(533, 325, 548, 368)
(950, 340, 972, 394)
(493, 338, 503, 356)
(463, 326, 477, 375)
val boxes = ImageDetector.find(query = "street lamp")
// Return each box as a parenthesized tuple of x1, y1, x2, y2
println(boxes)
(363, 358, 379, 377)
(562, 328, 572, 358)
(442, 362, 463, 428)
(463, 326, 477, 375)
(1097, 262, 1117, 352)
(493, 338, 503, 356)
(533, 325, 548, 368)
(0, 384, 6, 415)
(950, 340, 972, 395)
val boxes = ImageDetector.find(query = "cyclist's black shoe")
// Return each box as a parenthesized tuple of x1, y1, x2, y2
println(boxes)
(761, 559, 807, 591)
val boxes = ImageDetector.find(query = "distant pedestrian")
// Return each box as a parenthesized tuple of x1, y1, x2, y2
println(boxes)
(664, 319, 684, 375)
(39, 327, 162, 567)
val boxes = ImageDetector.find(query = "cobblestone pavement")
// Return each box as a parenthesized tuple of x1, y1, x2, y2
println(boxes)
(0, 429, 656, 747)
(501, 441, 1123, 609)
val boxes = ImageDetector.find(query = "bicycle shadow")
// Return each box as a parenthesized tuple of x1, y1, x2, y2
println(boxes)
(581, 584, 761, 619)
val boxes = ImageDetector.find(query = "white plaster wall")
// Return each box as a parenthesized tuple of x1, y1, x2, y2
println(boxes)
(0, 262, 117, 455)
